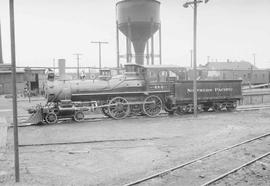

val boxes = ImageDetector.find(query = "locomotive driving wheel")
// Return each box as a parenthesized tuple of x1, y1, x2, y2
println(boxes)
(45, 112, 58, 124)
(108, 97, 130, 120)
(73, 111, 84, 122)
(143, 95, 162, 117)
(226, 103, 236, 112)
(226, 106, 236, 112)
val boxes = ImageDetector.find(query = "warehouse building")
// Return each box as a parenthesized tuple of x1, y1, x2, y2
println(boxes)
(188, 61, 270, 85)
(0, 64, 46, 95)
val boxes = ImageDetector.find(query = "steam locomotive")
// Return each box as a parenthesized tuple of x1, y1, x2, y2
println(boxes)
(28, 64, 242, 124)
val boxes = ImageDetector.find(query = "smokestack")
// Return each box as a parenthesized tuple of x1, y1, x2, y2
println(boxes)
(58, 59, 66, 79)
(0, 23, 3, 64)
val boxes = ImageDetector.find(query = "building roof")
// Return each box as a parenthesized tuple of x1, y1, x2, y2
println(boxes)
(205, 61, 257, 70)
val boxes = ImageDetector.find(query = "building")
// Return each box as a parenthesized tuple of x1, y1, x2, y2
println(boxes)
(0, 64, 46, 95)
(196, 61, 270, 85)
(205, 60, 257, 71)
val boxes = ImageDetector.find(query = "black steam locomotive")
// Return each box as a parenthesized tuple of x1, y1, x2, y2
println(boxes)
(29, 64, 242, 124)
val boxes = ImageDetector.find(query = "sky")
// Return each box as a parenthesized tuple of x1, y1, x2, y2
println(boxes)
(0, 0, 270, 69)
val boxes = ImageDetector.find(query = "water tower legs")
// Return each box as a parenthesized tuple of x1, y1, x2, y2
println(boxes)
(0, 23, 3, 64)
(127, 19, 132, 63)
(116, 21, 120, 74)
(150, 19, 154, 65)
(116, 27, 162, 66)
(115, 21, 162, 66)
(126, 37, 132, 63)
(146, 41, 150, 65)
(159, 26, 162, 65)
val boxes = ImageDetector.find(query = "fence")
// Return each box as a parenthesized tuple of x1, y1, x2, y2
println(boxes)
(241, 89, 270, 105)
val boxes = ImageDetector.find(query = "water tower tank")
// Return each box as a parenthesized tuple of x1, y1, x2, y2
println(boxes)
(116, 0, 160, 65)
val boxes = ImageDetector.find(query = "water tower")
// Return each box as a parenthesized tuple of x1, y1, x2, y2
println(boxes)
(0, 23, 3, 64)
(116, 0, 162, 66)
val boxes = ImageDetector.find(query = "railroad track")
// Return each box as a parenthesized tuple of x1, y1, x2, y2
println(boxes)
(201, 151, 270, 186)
(123, 132, 270, 186)
(12, 104, 270, 128)
(19, 136, 162, 148)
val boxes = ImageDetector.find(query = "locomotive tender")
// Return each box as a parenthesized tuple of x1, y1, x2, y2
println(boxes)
(29, 64, 242, 124)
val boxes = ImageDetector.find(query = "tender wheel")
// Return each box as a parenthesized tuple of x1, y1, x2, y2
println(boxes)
(164, 103, 174, 115)
(73, 111, 84, 122)
(226, 102, 237, 112)
(212, 103, 221, 112)
(143, 95, 162, 117)
(226, 107, 235, 112)
(203, 107, 209, 112)
(45, 112, 57, 124)
(183, 105, 191, 114)
(108, 97, 130, 120)
(175, 106, 185, 115)
(226, 106, 236, 112)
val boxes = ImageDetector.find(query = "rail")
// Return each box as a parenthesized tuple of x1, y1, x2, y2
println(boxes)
(201, 151, 270, 186)
(11, 103, 270, 128)
(123, 132, 270, 186)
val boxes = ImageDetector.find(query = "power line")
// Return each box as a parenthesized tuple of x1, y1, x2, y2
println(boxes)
(91, 41, 108, 69)
(73, 53, 83, 79)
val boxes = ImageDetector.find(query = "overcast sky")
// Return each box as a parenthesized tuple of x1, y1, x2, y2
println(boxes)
(0, 0, 269, 68)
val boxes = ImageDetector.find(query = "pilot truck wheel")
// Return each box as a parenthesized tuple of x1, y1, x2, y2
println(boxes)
(73, 111, 85, 122)
(45, 112, 58, 124)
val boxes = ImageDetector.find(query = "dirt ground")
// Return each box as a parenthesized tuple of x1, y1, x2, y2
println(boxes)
(0, 97, 270, 185)
(213, 156, 270, 186)
(142, 133, 270, 186)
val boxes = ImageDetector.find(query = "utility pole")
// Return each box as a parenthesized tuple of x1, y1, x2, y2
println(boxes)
(53, 58, 55, 72)
(190, 50, 193, 68)
(91, 41, 108, 69)
(183, 0, 210, 117)
(252, 53, 256, 67)
(250, 53, 256, 88)
(73, 53, 83, 79)
(9, 0, 20, 182)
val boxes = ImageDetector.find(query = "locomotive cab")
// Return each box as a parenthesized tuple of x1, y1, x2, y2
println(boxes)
(142, 65, 187, 92)
(124, 63, 146, 80)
